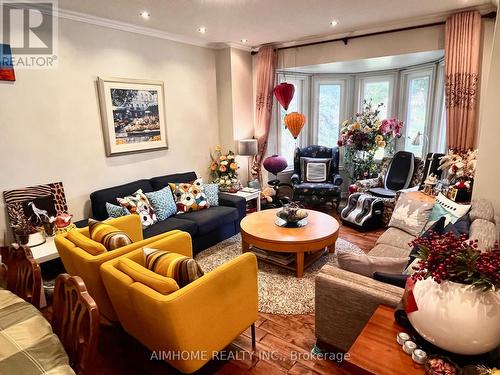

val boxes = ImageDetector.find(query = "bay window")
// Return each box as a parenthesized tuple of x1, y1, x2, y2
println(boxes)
(273, 59, 446, 172)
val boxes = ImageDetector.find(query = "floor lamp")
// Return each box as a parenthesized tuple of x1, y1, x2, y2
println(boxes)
(238, 139, 258, 187)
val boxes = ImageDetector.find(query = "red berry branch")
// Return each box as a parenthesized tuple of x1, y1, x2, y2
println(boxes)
(410, 232, 500, 291)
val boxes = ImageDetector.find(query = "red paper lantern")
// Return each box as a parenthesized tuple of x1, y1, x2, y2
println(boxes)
(273, 82, 295, 110)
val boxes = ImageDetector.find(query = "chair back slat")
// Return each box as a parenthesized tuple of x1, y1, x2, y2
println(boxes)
(1, 245, 41, 308)
(52, 273, 99, 375)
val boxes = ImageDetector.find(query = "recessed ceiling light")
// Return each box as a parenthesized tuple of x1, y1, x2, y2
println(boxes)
(330, 19, 338, 27)
(198, 27, 207, 34)
(241, 39, 248, 43)
(140, 11, 150, 19)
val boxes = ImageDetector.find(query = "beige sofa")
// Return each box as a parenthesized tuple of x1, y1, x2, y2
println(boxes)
(315, 198, 498, 353)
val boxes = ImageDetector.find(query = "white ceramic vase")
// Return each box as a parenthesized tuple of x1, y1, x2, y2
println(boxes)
(408, 278, 500, 355)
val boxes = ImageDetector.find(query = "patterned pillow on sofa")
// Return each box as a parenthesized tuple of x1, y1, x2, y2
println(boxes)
(168, 178, 209, 213)
(145, 186, 177, 221)
(117, 189, 157, 228)
(389, 193, 434, 236)
(105, 202, 130, 218)
(143, 248, 204, 287)
(203, 183, 219, 207)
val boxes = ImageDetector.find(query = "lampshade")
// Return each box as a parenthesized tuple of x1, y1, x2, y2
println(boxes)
(238, 139, 258, 156)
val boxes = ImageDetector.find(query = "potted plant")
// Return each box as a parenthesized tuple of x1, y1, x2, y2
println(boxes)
(13, 215, 37, 245)
(209, 145, 241, 192)
(337, 100, 403, 181)
(405, 232, 500, 355)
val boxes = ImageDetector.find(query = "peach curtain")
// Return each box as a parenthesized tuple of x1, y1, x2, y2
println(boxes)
(252, 46, 277, 181)
(445, 11, 481, 152)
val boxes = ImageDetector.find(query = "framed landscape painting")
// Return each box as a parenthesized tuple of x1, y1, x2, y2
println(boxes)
(97, 77, 168, 156)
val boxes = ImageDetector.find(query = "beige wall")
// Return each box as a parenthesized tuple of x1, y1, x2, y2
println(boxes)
(0, 18, 219, 238)
(474, 14, 500, 214)
(215, 47, 254, 184)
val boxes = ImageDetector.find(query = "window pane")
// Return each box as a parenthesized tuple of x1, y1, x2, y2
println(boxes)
(280, 81, 300, 167)
(363, 81, 389, 119)
(317, 84, 341, 148)
(405, 76, 430, 158)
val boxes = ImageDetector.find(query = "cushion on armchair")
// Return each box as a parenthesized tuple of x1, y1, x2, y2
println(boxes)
(118, 258, 179, 295)
(293, 183, 341, 196)
(143, 248, 204, 287)
(300, 157, 331, 182)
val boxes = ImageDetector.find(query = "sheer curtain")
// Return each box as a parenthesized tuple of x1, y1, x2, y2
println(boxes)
(445, 11, 481, 151)
(252, 46, 277, 181)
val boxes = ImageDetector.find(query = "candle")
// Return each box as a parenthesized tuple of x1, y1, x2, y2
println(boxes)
(397, 332, 411, 345)
(412, 349, 427, 365)
(403, 340, 417, 355)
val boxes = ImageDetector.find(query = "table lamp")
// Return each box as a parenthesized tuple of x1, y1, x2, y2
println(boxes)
(238, 139, 258, 186)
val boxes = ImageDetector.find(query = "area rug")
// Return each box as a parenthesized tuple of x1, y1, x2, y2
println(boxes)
(195, 234, 364, 315)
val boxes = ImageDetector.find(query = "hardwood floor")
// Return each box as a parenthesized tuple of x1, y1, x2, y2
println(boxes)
(44, 210, 385, 375)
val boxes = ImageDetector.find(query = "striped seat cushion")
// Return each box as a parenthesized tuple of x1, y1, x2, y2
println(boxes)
(143, 248, 204, 287)
(88, 219, 132, 250)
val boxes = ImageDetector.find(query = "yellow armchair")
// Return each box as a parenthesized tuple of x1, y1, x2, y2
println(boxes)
(100, 231, 258, 374)
(54, 215, 183, 321)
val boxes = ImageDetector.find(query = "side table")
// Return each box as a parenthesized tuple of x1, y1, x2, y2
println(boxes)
(345, 305, 424, 375)
(220, 188, 261, 211)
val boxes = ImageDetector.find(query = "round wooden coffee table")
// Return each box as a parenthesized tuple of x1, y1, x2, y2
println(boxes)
(240, 208, 339, 277)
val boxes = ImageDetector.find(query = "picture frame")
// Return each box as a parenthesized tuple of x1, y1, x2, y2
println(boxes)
(97, 77, 168, 156)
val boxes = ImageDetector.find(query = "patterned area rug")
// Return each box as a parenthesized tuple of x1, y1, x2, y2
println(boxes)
(195, 233, 364, 315)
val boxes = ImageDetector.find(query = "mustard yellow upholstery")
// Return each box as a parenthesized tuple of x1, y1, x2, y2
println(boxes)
(100, 232, 258, 374)
(117, 258, 179, 295)
(66, 230, 107, 256)
(55, 214, 182, 321)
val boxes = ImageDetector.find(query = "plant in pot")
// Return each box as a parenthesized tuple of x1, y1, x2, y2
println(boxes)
(405, 232, 500, 355)
(13, 215, 37, 245)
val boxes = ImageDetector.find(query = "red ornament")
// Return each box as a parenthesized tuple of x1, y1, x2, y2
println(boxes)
(348, 184, 358, 194)
(273, 82, 295, 110)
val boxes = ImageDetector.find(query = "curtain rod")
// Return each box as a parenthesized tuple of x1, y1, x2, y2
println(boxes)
(251, 11, 496, 55)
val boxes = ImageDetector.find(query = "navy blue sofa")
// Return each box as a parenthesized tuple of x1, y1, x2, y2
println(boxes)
(86, 172, 246, 254)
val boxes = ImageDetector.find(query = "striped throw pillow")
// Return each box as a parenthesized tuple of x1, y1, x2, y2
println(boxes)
(143, 248, 204, 287)
(88, 219, 132, 250)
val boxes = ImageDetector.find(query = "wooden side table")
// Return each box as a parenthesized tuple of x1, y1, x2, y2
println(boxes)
(220, 189, 261, 211)
(345, 305, 424, 375)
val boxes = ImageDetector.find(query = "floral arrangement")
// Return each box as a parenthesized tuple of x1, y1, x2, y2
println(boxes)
(411, 232, 500, 291)
(209, 145, 241, 191)
(337, 100, 403, 181)
(439, 149, 478, 181)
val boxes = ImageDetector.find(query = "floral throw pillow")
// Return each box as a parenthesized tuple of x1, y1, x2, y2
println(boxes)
(168, 178, 209, 213)
(117, 189, 157, 229)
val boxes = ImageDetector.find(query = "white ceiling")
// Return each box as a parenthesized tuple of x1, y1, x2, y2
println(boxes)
(58, 0, 494, 48)
(286, 50, 445, 74)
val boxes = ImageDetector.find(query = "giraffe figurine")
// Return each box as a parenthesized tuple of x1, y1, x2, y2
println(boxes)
(28, 202, 48, 224)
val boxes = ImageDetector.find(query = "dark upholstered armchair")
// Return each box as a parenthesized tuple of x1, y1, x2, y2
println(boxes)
(291, 145, 343, 208)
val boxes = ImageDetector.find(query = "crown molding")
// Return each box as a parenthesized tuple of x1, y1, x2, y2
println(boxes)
(52, 7, 212, 48)
(269, 3, 496, 50)
(212, 42, 253, 52)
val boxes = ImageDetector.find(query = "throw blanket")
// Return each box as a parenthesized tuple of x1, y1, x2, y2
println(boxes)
(0, 289, 75, 374)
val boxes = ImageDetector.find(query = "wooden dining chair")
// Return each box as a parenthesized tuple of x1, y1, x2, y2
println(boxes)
(1, 245, 42, 308)
(52, 273, 99, 375)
